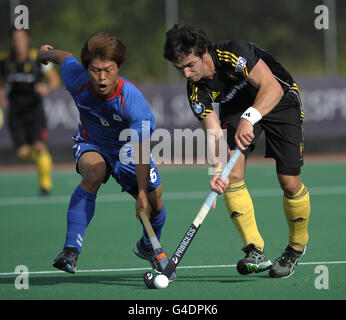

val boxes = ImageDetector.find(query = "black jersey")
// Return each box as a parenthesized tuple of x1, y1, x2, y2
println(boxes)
(0, 49, 45, 112)
(187, 40, 295, 121)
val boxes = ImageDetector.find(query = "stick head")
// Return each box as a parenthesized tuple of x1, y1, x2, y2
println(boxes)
(143, 271, 156, 289)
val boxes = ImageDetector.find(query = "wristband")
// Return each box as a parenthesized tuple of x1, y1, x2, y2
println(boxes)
(240, 107, 262, 125)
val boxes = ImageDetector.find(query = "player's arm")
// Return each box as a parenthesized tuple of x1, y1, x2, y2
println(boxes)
(0, 77, 7, 108)
(35, 66, 61, 97)
(200, 111, 231, 194)
(37, 45, 73, 66)
(134, 140, 151, 219)
(235, 58, 283, 150)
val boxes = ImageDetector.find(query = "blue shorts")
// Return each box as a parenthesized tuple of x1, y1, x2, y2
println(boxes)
(72, 142, 161, 194)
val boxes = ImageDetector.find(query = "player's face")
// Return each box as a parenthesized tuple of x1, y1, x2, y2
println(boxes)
(12, 30, 30, 56)
(173, 50, 207, 82)
(88, 58, 119, 97)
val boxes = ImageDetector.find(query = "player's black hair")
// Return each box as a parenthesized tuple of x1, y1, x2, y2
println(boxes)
(163, 22, 211, 63)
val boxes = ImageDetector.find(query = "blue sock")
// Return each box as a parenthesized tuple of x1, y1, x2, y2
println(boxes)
(141, 205, 166, 250)
(64, 185, 97, 254)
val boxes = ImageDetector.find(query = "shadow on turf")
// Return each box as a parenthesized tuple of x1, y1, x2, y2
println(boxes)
(0, 273, 255, 288)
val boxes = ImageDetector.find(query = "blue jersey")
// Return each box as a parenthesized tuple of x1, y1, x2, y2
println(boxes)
(61, 56, 155, 159)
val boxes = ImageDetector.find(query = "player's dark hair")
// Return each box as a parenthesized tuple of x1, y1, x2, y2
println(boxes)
(81, 32, 126, 69)
(163, 22, 211, 63)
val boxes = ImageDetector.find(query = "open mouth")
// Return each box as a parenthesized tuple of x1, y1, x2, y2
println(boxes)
(98, 84, 108, 92)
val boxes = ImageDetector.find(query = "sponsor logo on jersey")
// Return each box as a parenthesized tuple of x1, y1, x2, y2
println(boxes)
(235, 56, 247, 73)
(221, 79, 248, 103)
(113, 114, 123, 122)
(191, 101, 205, 115)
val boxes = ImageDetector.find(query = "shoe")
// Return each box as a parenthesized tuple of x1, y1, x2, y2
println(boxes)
(133, 239, 176, 282)
(269, 245, 306, 278)
(53, 247, 79, 273)
(237, 243, 272, 275)
(40, 188, 51, 197)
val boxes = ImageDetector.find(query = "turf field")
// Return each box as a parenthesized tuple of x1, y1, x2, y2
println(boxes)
(0, 160, 345, 302)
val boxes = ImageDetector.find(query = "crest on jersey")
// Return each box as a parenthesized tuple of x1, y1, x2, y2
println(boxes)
(113, 114, 123, 122)
(235, 56, 247, 73)
(191, 101, 205, 115)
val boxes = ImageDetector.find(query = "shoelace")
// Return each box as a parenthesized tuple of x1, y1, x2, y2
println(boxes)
(279, 250, 296, 264)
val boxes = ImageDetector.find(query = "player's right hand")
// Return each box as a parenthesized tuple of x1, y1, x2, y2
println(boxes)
(234, 118, 254, 151)
(135, 193, 151, 220)
(37, 45, 54, 65)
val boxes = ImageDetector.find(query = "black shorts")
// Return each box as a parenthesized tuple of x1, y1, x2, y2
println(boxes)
(8, 104, 48, 148)
(220, 89, 304, 176)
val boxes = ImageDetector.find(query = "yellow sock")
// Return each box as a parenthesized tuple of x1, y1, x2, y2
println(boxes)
(32, 149, 53, 191)
(223, 181, 264, 251)
(283, 184, 311, 251)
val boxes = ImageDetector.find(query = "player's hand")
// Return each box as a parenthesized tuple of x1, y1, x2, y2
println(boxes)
(37, 45, 54, 65)
(0, 96, 8, 109)
(135, 193, 151, 220)
(234, 118, 254, 151)
(209, 174, 229, 194)
(35, 83, 50, 96)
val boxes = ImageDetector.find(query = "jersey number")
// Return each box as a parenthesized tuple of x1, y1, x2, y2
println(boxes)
(150, 168, 157, 183)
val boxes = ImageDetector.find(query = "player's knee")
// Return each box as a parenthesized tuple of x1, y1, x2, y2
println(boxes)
(32, 141, 47, 154)
(80, 164, 105, 191)
(16, 145, 31, 159)
(279, 176, 302, 196)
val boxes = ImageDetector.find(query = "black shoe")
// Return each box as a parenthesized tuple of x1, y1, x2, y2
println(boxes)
(53, 247, 79, 273)
(269, 245, 306, 278)
(40, 188, 51, 197)
(237, 244, 272, 275)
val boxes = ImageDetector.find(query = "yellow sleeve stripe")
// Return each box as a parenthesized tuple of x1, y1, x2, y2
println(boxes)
(290, 82, 305, 118)
(216, 49, 239, 61)
(217, 49, 249, 77)
(199, 109, 213, 119)
(190, 84, 199, 102)
(29, 48, 38, 60)
(216, 50, 238, 64)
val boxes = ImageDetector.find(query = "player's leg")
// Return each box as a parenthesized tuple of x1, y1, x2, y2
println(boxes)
(220, 111, 270, 274)
(27, 105, 53, 196)
(53, 144, 110, 273)
(31, 140, 52, 196)
(262, 88, 310, 278)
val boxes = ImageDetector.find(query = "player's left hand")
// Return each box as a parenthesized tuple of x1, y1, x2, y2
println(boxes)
(235, 118, 254, 151)
(135, 194, 151, 220)
(35, 83, 50, 96)
(209, 174, 229, 194)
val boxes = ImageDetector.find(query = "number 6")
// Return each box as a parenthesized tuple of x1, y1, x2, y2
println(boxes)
(150, 168, 157, 183)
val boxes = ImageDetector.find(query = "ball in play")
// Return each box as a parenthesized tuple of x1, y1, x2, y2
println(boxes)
(154, 274, 169, 289)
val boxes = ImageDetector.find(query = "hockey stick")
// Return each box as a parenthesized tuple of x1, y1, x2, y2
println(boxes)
(139, 209, 171, 273)
(162, 148, 242, 279)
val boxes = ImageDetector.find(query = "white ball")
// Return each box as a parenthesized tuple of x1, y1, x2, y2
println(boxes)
(154, 274, 169, 289)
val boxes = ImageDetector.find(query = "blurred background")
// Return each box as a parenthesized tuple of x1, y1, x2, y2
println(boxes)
(0, 0, 345, 164)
